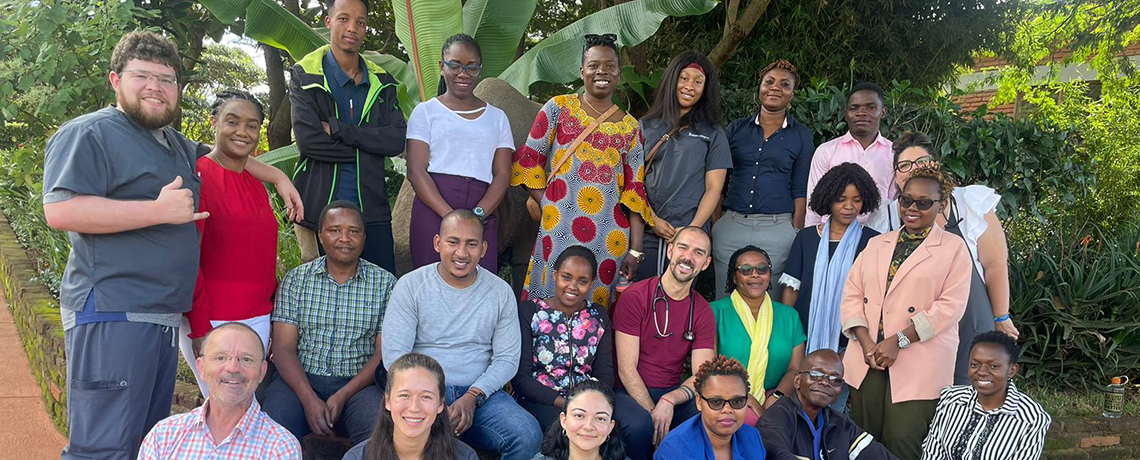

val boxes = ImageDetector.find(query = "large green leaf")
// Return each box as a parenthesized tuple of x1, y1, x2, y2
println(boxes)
(199, 0, 324, 62)
(462, 0, 538, 78)
(390, 0, 464, 102)
(498, 0, 718, 96)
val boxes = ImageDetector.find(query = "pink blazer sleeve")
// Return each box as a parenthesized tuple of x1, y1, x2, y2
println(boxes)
(841, 247, 871, 334)
(912, 239, 972, 342)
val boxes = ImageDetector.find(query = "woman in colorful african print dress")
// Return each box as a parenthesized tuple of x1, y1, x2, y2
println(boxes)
(511, 34, 654, 308)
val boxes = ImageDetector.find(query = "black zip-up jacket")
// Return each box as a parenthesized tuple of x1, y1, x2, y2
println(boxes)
(290, 45, 406, 229)
(759, 393, 899, 460)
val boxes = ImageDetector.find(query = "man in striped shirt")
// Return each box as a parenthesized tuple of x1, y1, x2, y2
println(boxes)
(920, 332, 1051, 460)
(139, 322, 300, 459)
(759, 349, 898, 460)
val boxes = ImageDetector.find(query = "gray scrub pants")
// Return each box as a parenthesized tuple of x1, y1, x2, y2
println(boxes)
(712, 210, 797, 302)
(63, 321, 179, 460)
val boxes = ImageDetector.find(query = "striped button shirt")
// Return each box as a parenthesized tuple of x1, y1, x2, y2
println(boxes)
(921, 383, 1051, 460)
(273, 256, 396, 377)
(138, 399, 301, 460)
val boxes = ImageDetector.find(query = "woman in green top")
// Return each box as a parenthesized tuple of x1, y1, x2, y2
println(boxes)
(710, 245, 806, 426)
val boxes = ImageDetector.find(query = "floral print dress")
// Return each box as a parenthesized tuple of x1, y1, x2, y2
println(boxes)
(511, 94, 655, 307)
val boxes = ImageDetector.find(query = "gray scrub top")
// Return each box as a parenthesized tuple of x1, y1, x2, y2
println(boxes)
(43, 106, 204, 315)
(640, 118, 732, 227)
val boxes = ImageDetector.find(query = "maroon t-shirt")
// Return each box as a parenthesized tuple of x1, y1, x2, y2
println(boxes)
(611, 276, 715, 389)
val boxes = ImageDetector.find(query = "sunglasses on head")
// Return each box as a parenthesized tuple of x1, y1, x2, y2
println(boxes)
(735, 264, 770, 276)
(898, 195, 938, 211)
(798, 370, 845, 387)
(700, 393, 748, 411)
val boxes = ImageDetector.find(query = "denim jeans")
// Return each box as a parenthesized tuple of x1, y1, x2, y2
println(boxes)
(261, 372, 383, 445)
(446, 385, 542, 460)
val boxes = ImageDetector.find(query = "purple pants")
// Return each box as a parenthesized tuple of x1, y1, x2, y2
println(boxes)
(410, 172, 498, 272)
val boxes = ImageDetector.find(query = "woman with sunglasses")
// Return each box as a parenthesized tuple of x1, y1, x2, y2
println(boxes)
(867, 132, 1018, 386)
(709, 245, 806, 425)
(634, 50, 731, 281)
(512, 33, 654, 307)
(841, 165, 971, 460)
(654, 355, 766, 459)
(533, 379, 630, 460)
(407, 33, 515, 271)
(513, 246, 652, 460)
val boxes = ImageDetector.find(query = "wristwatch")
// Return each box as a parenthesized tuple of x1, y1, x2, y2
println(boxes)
(628, 249, 645, 262)
(472, 391, 487, 408)
(472, 206, 486, 223)
(896, 331, 912, 349)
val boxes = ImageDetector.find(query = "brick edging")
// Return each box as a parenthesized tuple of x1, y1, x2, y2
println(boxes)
(0, 210, 68, 435)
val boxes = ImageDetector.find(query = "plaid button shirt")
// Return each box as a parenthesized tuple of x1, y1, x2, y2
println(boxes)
(273, 256, 396, 377)
(138, 399, 301, 460)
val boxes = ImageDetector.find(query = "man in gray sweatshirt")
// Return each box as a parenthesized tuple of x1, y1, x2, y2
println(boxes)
(382, 209, 542, 459)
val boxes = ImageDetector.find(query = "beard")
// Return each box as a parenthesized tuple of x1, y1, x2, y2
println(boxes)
(118, 91, 176, 130)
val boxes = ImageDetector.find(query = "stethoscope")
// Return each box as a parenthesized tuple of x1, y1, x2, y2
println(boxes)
(651, 279, 695, 341)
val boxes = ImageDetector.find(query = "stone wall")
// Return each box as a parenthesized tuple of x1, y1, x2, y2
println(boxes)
(0, 211, 68, 434)
(1044, 416, 1140, 459)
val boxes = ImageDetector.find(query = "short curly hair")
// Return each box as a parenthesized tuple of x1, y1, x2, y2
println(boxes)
(808, 162, 882, 217)
(971, 331, 1021, 363)
(757, 59, 799, 88)
(903, 165, 954, 202)
(695, 355, 750, 396)
(110, 30, 181, 78)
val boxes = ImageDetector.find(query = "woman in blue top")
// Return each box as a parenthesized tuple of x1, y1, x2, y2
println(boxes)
(655, 355, 766, 459)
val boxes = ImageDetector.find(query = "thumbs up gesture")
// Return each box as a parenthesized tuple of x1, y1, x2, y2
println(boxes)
(154, 176, 209, 224)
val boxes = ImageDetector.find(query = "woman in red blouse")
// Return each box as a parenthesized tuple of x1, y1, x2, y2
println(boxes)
(178, 89, 280, 398)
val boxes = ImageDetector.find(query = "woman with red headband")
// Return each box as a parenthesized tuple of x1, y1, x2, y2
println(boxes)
(633, 50, 732, 282)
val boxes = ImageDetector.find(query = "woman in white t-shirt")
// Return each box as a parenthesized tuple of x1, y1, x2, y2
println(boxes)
(406, 34, 515, 271)
(866, 131, 1019, 386)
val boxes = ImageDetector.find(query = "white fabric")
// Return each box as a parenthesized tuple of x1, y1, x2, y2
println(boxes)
(778, 272, 801, 290)
(178, 314, 272, 399)
(863, 184, 1000, 278)
(406, 97, 515, 184)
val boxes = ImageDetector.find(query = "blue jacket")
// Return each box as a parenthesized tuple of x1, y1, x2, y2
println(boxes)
(654, 414, 766, 459)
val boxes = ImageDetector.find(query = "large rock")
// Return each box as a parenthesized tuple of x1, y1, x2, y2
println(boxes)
(391, 78, 542, 294)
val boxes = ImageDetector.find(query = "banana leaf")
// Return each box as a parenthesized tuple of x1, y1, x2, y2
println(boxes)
(199, 0, 324, 62)
(390, 0, 464, 102)
(497, 0, 718, 96)
(462, 0, 538, 77)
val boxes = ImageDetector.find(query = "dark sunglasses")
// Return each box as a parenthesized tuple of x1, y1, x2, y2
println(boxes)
(898, 195, 938, 211)
(895, 155, 935, 173)
(584, 33, 618, 45)
(443, 60, 482, 77)
(700, 393, 748, 411)
(735, 264, 770, 276)
(798, 370, 845, 387)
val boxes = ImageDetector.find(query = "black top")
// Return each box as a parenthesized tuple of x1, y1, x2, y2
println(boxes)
(781, 225, 879, 346)
(724, 112, 814, 215)
(759, 392, 899, 460)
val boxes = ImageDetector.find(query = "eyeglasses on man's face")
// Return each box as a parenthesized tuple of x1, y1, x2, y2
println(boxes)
(798, 369, 845, 387)
(121, 69, 178, 88)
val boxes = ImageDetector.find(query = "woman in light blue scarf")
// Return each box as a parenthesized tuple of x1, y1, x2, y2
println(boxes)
(781, 163, 882, 352)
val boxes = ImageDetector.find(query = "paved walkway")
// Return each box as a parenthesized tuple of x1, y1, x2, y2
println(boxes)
(0, 291, 67, 457)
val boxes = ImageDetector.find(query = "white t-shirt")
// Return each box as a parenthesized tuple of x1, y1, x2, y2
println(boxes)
(406, 97, 515, 184)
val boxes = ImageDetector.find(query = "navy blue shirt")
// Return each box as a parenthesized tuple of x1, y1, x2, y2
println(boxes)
(322, 50, 370, 204)
(724, 112, 814, 215)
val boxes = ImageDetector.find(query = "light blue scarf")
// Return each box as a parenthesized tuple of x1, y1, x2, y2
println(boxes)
(806, 218, 863, 352)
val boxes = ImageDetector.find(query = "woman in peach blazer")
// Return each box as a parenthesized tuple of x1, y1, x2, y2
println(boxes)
(840, 166, 970, 460)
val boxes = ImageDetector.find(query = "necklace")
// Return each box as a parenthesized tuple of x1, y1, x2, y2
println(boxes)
(580, 93, 611, 117)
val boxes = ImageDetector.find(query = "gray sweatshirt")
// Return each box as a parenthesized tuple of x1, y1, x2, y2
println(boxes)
(381, 263, 520, 395)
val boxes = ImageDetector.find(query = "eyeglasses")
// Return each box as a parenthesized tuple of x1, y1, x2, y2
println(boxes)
(699, 393, 748, 411)
(898, 195, 938, 211)
(209, 354, 263, 368)
(121, 69, 178, 88)
(797, 370, 845, 387)
(735, 264, 770, 276)
(895, 155, 935, 173)
(443, 60, 482, 77)
(585, 33, 618, 45)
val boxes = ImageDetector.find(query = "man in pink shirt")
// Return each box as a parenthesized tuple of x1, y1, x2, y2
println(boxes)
(805, 82, 894, 227)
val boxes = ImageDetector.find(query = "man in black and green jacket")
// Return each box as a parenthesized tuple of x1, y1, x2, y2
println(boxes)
(290, 0, 405, 273)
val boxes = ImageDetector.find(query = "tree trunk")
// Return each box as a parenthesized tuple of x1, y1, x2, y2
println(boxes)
(173, 28, 206, 132)
(264, 44, 293, 150)
(708, 0, 774, 68)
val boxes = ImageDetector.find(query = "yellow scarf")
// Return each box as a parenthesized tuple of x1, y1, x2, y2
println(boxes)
(730, 290, 773, 402)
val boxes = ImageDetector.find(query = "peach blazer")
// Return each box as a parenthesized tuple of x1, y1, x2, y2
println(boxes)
(840, 225, 971, 403)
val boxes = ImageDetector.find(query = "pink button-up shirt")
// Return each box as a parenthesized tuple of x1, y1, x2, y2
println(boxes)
(139, 399, 301, 460)
(805, 132, 895, 226)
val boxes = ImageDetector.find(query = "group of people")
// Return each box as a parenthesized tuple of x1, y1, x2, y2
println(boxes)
(43, 0, 1052, 458)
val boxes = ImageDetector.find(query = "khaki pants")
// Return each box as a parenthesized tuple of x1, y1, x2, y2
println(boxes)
(849, 369, 937, 460)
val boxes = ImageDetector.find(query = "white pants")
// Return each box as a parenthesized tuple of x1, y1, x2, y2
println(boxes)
(178, 314, 272, 399)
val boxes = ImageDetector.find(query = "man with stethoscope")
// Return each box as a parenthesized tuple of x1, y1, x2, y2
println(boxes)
(612, 226, 718, 448)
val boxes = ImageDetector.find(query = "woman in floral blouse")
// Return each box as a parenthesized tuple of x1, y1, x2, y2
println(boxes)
(513, 245, 653, 460)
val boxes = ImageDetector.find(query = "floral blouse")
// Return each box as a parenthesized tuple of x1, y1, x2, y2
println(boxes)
(512, 299, 615, 405)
